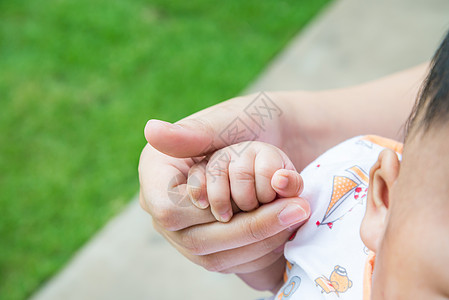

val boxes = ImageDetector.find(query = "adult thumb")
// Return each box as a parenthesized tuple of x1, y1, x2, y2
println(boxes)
(145, 107, 259, 158)
(144, 119, 214, 158)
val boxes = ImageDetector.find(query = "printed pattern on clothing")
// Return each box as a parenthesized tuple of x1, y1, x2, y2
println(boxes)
(277, 135, 403, 300)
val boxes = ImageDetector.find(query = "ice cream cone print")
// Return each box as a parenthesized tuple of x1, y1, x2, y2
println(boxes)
(325, 176, 357, 216)
(318, 166, 369, 228)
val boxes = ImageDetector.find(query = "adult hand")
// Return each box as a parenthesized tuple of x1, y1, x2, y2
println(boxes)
(139, 92, 311, 289)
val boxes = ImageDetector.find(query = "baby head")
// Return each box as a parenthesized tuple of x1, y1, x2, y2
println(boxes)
(361, 30, 449, 299)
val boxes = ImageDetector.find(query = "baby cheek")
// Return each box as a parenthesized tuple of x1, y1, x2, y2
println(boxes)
(371, 216, 425, 298)
(421, 223, 449, 295)
(381, 210, 449, 298)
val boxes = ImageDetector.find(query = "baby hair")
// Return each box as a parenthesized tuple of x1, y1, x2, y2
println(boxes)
(406, 29, 449, 139)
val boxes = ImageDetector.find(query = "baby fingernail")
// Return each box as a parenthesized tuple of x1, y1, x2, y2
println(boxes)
(273, 174, 289, 189)
(219, 211, 232, 222)
(196, 198, 209, 209)
(188, 188, 202, 205)
(278, 205, 308, 226)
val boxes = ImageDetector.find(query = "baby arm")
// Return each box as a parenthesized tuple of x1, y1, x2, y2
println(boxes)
(186, 141, 304, 222)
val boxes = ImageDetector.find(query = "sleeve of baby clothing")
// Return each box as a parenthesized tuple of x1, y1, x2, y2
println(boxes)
(274, 135, 402, 300)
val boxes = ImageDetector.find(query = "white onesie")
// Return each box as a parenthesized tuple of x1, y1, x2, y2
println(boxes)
(273, 135, 402, 300)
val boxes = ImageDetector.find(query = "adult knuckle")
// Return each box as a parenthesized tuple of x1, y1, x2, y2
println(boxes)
(137, 190, 181, 231)
(259, 237, 275, 253)
(201, 255, 226, 273)
(152, 205, 181, 231)
(179, 230, 196, 253)
(151, 219, 163, 235)
(180, 230, 205, 255)
(190, 118, 215, 138)
(246, 216, 269, 242)
(218, 269, 232, 274)
(139, 192, 149, 212)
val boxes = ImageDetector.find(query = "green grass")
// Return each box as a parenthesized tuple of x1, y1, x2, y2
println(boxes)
(0, 0, 331, 298)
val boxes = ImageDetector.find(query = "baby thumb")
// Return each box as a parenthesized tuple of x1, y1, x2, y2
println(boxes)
(271, 169, 304, 198)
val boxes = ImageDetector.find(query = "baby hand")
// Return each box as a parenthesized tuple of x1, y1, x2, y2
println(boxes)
(186, 141, 304, 222)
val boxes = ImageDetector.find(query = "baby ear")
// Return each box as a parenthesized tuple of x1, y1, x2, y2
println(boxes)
(360, 149, 400, 252)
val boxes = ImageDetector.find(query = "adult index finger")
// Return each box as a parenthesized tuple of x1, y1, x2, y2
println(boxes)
(171, 197, 311, 256)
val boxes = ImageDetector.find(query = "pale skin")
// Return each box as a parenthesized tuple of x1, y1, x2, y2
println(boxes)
(361, 126, 449, 299)
(186, 141, 308, 291)
(139, 64, 427, 293)
(186, 141, 305, 223)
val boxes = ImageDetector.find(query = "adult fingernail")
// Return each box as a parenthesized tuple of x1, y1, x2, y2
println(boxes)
(146, 119, 170, 128)
(278, 205, 308, 226)
(147, 119, 186, 131)
(171, 122, 187, 129)
(273, 173, 289, 189)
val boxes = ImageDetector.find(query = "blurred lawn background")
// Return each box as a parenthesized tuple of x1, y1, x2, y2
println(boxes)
(0, 0, 331, 298)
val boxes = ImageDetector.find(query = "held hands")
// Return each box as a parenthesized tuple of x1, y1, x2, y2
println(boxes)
(139, 93, 311, 291)
(138, 68, 425, 291)
(186, 141, 306, 223)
